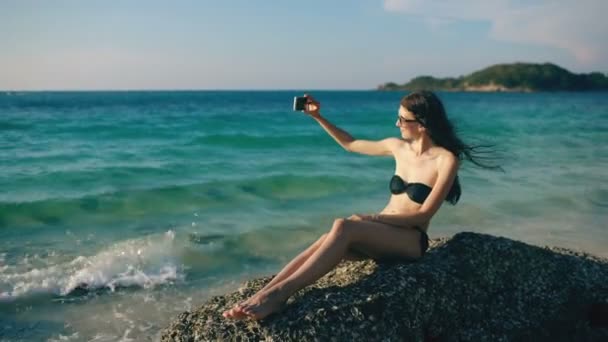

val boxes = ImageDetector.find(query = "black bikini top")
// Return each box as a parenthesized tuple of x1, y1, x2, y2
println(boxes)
(389, 175, 432, 204)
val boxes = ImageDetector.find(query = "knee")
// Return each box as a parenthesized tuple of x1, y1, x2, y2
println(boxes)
(330, 218, 348, 236)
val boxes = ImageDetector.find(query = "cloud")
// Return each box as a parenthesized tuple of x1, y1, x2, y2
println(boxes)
(383, 0, 608, 65)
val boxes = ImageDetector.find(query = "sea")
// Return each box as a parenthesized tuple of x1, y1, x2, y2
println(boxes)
(1, 90, 607, 341)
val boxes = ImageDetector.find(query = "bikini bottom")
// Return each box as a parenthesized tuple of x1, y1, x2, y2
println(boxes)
(412, 226, 429, 257)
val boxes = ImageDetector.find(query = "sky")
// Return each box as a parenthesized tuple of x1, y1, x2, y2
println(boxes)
(1, 0, 607, 90)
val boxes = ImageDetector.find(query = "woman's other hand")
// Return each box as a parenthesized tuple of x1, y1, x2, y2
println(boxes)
(303, 94, 321, 118)
(347, 214, 376, 221)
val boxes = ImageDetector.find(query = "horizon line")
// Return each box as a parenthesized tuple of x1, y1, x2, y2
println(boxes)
(0, 88, 382, 92)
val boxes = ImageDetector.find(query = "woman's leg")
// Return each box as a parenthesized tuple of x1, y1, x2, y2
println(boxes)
(238, 219, 423, 320)
(256, 234, 327, 294)
(223, 233, 366, 318)
(252, 233, 367, 294)
(223, 234, 327, 318)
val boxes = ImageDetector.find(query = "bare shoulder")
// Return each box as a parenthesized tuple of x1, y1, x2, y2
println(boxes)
(383, 137, 404, 150)
(435, 148, 459, 169)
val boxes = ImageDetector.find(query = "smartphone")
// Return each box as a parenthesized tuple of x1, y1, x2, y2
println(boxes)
(293, 96, 307, 111)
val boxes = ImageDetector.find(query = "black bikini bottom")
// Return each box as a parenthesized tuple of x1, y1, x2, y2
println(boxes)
(412, 226, 429, 257)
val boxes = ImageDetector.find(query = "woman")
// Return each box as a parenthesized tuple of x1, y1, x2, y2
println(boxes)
(223, 91, 495, 320)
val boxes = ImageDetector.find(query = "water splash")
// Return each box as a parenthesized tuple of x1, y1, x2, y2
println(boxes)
(0, 230, 182, 301)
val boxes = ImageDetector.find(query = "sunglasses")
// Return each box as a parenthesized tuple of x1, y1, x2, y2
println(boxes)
(396, 115, 419, 125)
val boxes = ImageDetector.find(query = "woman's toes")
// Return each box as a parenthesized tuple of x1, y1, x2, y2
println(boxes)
(223, 306, 242, 319)
(222, 302, 258, 320)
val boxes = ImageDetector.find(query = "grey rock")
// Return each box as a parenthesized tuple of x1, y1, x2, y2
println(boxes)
(161, 232, 608, 341)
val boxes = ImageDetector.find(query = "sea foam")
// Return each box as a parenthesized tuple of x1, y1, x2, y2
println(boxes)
(0, 230, 182, 301)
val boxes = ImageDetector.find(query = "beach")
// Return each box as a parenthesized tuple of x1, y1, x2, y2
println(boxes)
(1, 90, 607, 341)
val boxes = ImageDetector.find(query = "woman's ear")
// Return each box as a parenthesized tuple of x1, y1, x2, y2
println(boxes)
(417, 124, 427, 134)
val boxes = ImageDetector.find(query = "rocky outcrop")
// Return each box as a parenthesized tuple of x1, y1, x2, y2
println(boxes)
(161, 232, 608, 341)
(377, 62, 608, 92)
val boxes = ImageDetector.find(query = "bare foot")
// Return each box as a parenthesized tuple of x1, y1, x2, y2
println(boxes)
(239, 289, 288, 320)
(222, 280, 280, 319)
(222, 292, 263, 319)
(222, 303, 248, 319)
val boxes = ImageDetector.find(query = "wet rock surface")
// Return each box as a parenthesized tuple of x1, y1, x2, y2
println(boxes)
(161, 232, 608, 341)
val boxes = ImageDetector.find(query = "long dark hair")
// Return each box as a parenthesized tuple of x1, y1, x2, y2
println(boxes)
(400, 91, 502, 205)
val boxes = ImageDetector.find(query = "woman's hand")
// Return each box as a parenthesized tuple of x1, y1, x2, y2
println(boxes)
(303, 94, 321, 119)
(347, 214, 377, 221)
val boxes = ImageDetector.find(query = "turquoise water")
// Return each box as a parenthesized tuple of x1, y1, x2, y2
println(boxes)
(1, 91, 607, 340)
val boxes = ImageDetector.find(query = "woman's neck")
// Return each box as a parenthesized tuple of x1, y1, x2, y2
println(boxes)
(409, 135, 435, 157)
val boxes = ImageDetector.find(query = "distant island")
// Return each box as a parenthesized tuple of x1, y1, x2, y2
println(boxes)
(378, 62, 608, 92)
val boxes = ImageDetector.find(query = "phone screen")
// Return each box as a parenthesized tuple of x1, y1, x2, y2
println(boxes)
(293, 96, 307, 111)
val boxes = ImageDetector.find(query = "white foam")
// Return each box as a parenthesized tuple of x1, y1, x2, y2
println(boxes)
(0, 230, 183, 301)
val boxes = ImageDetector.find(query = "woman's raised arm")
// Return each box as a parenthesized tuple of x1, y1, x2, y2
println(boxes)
(304, 94, 398, 156)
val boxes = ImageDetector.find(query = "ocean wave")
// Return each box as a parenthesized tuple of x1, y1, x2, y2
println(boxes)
(585, 187, 608, 208)
(190, 133, 327, 149)
(0, 174, 359, 229)
(0, 121, 32, 131)
(0, 231, 182, 301)
(2, 161, 171, 186)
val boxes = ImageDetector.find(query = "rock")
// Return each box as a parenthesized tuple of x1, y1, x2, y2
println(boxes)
(161, 232, 608, 341)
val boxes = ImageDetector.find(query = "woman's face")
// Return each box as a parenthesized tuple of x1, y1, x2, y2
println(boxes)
(396, 106, 422, 139)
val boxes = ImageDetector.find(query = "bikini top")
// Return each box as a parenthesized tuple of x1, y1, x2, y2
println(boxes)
(389, 175, 433, 204)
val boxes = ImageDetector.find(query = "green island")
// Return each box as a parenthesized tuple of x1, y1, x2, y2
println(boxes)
(378, 62, 608, 92)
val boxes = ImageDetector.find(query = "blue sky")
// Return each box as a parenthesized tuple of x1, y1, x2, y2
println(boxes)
(1, 0, 606, 90)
